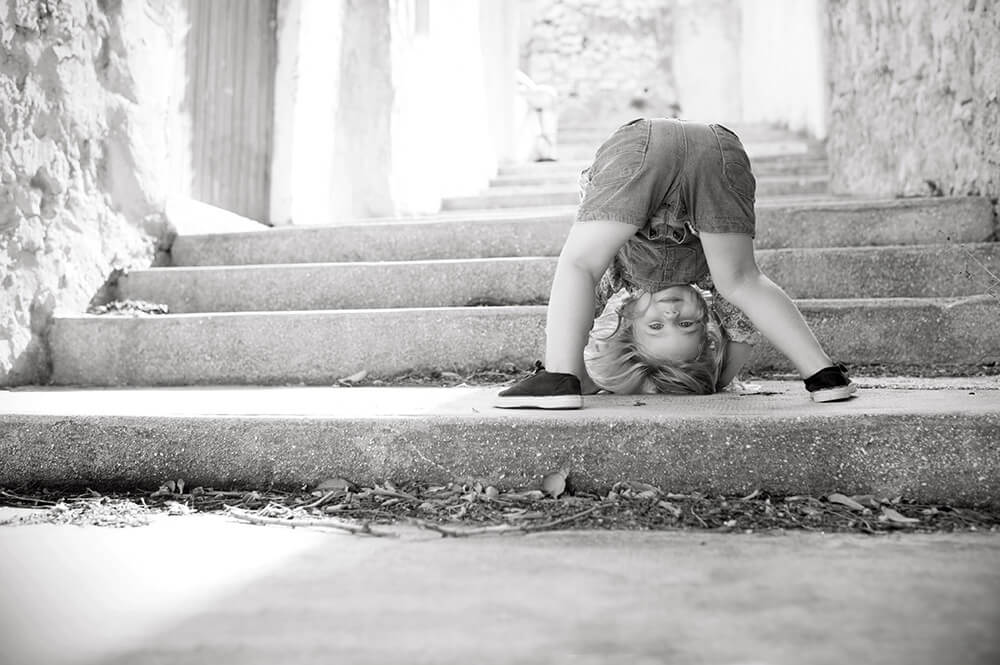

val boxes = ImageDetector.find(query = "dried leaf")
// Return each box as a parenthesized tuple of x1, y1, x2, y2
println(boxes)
(175, 479, 185, 494)
(484, 486, 500, 500)
(316, 477, 356, 493)
(739, 489, 761, 501)
(165, 501, 193, 516)
(337, 369, 368, 385)
(850, 494, 882, 509)
(827, 493, 867, 511)
(505, 489, 545, 501)
(541, 468, 569, 498)
(614, 480, 659, 495)
(657, 500, 682, 518)
(881, 507, 920, 525)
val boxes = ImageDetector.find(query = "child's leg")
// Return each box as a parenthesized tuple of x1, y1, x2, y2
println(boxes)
(699, 232, 832, 378)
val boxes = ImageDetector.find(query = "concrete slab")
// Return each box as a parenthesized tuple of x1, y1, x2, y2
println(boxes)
(169, 197, 995, 266)
(119, 243, 1000, 313)
(2, 381, 998, 503)
(497, 153, 829, 177)
(48, 296, 1000, 386)
(491, 160, 830, 185)
(446, 175, 829, 210)
(556, 138, 816, 162)
(2, 516, 998, 665)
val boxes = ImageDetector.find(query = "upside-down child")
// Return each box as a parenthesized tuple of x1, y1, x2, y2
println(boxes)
(494, 118, 857, 409)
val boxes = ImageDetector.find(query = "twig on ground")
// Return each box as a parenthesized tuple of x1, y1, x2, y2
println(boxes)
(689, 506, 708, 528)
(368, 488, 422, 503)
(299, 491, 340, 510)
(225, 506, 395, 537)
(407, 504, 603, 538)
(0, 490, 59, 506)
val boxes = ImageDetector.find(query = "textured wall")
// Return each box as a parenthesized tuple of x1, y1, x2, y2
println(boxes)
(520, 0, 677, 127)
(0, 0, 179, 385)
(826, 0, 1000, 212)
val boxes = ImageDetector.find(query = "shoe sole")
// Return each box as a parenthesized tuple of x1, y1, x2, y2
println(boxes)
(809, 382, 858, 403)
(493, 395, 583, 409)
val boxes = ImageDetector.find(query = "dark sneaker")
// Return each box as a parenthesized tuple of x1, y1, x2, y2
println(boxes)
(804, 363, 858, 402)
(494, 362, 583, 409)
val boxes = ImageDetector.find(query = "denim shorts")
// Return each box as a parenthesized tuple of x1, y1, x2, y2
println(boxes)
(577, 118, 757, 290)
(577, 117, 756, 235)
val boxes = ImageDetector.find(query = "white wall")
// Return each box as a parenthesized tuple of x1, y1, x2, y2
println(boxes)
(739, 0, 828, 138)
(270, 0, 345, 226)
(271, 0, 515, 223)
(672, 0, 742, 122)
(389, 0, 505, 215)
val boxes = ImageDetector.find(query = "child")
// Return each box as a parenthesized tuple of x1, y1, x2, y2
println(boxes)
(494, 117, 857, 409)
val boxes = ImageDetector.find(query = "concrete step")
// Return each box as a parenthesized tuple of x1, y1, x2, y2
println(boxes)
(50, 296, 998, 386)
(2, 380, 998, 504)
(170, 197, 995, 266)
(491, 161, 830, 186)
(121, 243, 1000, 313)
(443, 175, 830, 210)
(557, 122, 811, 144)
(556, 138, 819, 162)
(498, 153, 828, 178)
(480, 173, 830, 200)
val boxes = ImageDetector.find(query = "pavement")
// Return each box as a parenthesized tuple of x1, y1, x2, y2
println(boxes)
(2, 379, 999, 504)
(1, 509, 998, 665)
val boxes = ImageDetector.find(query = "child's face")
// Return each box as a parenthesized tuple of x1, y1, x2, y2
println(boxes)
(631, 285, 706, 362)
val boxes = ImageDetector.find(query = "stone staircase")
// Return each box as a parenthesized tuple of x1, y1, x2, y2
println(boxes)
(3, 124, 998, 501)
(48, 128, 999, 385)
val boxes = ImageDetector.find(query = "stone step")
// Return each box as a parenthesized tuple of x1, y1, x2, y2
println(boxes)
(443, 175, 830, 210)
(498, 153, 828, 177)
(170, 197, 995, 266)
(557, 123, 810, 144)
(482, 174, 830, 198)
(50, 296, 998, 386)
(491, 161, 830, 186)
(2, 380, 998, 504)
(120, 243, 1000, 312)
(556, 138, 819, 162)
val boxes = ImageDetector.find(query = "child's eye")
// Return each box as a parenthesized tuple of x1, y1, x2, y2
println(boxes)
(649, 322, 663, 330)
(679, 321, 696, 328)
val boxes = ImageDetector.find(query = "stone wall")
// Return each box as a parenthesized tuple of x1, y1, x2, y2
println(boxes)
(0, 0, 180, 385)
(826, 0, 1000, 218)
(519, 0, 678, 128)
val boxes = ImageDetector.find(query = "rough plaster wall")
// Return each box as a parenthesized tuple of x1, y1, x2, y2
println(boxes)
(826, 0, 1000, 221)
(0, 0, 179, 385)
(520, 0, 677, 128)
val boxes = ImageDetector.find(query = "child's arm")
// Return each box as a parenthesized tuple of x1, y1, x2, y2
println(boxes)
(718, 340, 753, 390)
(545, 220, 638, 390)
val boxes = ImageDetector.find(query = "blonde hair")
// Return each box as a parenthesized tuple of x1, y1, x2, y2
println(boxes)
(585, 287, 726, 394)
